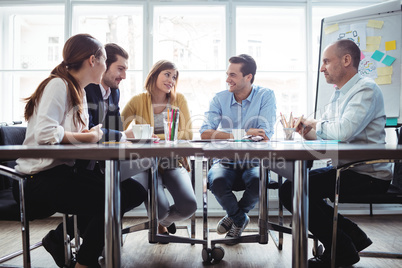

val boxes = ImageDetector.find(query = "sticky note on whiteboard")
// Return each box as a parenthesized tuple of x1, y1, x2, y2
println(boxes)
(377, 66, 393, 76)
(364, 44, 380, 52)
(382, 55, 396, 66)
(324, 24, 339, 34)
(371, 50, 385, 61)
(385, 40, 396, 51)
(366, 36, 381, 45)
(367, 20, 384, 29)
(375, 75, 392, 85)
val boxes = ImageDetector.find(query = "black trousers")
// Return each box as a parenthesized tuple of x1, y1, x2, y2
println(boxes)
(279, 166, 390, 254)
(14, 164, 146, 267)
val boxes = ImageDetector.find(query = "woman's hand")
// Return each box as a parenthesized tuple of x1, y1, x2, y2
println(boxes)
(87, 124, 103, 143)
(62, 124, 103, 144)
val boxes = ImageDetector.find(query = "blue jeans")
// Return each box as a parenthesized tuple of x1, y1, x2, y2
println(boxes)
(208, 161, 259, 226)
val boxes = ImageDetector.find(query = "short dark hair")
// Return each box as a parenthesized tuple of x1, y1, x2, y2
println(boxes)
(334, 39, 361, 70)
(228, 54, 257, 84)
(105, 43, 129, 70)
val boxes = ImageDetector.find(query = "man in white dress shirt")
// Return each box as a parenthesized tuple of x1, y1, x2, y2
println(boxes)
(279, 39, 392, 268)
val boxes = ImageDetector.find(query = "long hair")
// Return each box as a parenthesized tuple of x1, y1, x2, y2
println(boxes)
(24, 33, 103, 126)
(144, 60, 179, 102)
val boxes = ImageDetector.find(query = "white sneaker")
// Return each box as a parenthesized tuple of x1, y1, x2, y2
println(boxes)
(225, 215, 250, 242)
(217, 215, 234, 234)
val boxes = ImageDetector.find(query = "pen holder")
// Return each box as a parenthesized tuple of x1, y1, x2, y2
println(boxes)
(163, 110, 179, 143)
(283, 128, 296, 140)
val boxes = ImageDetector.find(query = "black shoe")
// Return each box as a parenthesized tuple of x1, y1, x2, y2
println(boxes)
(158, 232, 170, 244)
(345, 225, 372, 252)
(42, 230, 70, 267)
(167, 223, 176, 234)
(308, 250, 359, 268)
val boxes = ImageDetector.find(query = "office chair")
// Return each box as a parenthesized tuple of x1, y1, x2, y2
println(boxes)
(201, 158, 295, 263)
(0, 125, 79, 268)
(330, 126, 402, 268)
(121, 156, 204, 246)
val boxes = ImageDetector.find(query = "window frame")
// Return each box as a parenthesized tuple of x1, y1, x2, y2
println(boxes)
(0, 0, 385, 124)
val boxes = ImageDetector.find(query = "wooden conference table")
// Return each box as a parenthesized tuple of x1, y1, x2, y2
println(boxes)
(0, 140, 401, 268)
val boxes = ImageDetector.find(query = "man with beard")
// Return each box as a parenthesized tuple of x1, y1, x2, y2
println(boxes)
(200, 54, 276, 242)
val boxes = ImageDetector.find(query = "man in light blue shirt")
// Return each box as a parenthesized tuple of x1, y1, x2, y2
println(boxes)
(279, 39, 392, 268)
(200, 54, 276, 242)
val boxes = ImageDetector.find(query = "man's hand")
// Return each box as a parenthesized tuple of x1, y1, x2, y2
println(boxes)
(201, 129, 231, 140)
(295, 118, 317, 140)
(247, 128, 269, 140)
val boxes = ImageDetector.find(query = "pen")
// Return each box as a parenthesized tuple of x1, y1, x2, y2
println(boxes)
(280, 112, 288, 128)
(289, 112, 293, 128)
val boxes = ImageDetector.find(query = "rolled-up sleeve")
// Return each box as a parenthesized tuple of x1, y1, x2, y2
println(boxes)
(257, 90, 276, 139)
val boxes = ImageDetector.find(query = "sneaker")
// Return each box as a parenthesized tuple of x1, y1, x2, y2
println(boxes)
(217, 215, 234, 234)
(225, 215, 250, 242)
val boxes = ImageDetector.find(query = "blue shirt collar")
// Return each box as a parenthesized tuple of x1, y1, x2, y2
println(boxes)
(230, 85, 256, 106)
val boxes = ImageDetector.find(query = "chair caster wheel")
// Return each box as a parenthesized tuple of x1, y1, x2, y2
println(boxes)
(211, 246, 225, 262)
(313, 244, 324, 257)
(202, 248, 212, 263)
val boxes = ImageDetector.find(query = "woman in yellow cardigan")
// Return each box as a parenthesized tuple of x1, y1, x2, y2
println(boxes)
(121, 60, 196, 235)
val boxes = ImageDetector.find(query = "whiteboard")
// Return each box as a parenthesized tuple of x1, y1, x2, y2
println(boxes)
(315, 1, 402, 125)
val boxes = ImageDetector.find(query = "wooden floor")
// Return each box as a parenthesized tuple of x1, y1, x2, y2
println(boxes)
(1, 215, 402, 268)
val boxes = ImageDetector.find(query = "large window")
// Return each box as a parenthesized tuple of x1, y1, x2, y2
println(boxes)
(236, 6, 306, 135)
(0, 1, 383, 134)
(72, 4, 143, 111)
(0, 5, 64, 124)
(153, 5, 226, 132)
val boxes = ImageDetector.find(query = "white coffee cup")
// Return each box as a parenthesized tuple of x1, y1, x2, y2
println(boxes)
(232, 129, 245, 140)
(132, 124, 151, 139)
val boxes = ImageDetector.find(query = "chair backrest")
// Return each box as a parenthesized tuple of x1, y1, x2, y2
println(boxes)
(0, 126, 26, 188)
(0, 126, 26, 220)
(0, 125, 26, 146)
(390, 126, 402, 192)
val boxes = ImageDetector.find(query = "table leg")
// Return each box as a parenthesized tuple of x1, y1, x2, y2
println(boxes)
(148, 157, 158, 242)
(258, 158, 268, 243)
(292, 160, 309, 268)
(105, 160, 121, 268)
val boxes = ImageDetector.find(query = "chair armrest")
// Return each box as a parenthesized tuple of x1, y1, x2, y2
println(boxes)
(0, 164, 26, 182)
(337, 159, 400, 172)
